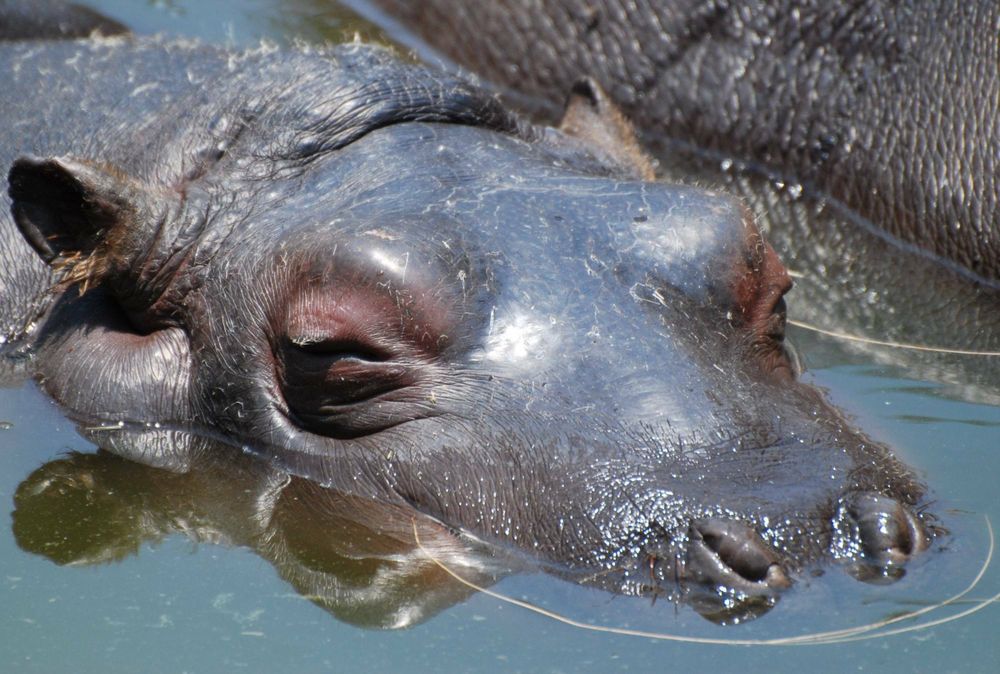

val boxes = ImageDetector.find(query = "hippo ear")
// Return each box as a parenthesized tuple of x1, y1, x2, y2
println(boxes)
(558, 78, 656, 181)
(7, 155, 146, 266)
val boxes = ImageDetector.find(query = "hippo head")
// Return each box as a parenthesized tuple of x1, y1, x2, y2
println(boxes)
(7, 44, 928, 618)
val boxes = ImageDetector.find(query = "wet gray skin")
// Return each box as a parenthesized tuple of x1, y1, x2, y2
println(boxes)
(0, 36, 930, 619)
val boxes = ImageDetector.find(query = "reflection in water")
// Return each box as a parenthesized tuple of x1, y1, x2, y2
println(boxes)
(12, 432, 507, 630)
(265, 0, 394, 48)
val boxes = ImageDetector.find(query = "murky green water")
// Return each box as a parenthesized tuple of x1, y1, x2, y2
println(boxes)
(2, 1, 998, 672)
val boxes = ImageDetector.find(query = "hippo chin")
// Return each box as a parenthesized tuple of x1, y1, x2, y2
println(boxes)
(0, 31, 931, 619)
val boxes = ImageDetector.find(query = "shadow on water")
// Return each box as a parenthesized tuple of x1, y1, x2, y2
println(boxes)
(1, 1, 999, 672)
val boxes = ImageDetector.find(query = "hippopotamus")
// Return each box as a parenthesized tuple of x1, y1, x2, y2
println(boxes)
(362, 0, 1000, 284)
(0, 21, 931, 618)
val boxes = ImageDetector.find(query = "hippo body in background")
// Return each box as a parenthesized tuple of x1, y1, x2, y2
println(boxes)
(0, 0, 126, 39)
(366, 0, 1000, 284)
(0, 33, 929, 617)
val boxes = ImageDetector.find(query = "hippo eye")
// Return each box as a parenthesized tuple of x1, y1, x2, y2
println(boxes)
(288, 336, 390, 362)
(277, 335, 418, 438)
(275, 279, 451, 438)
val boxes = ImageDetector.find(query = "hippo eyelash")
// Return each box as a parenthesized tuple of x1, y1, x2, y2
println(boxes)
(287, 336, 390, 362)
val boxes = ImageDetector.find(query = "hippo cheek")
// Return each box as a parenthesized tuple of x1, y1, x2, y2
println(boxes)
(25, 286, 195, 425)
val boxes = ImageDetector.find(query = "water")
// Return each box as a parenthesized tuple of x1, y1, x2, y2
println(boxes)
(1, 1, 998, 672)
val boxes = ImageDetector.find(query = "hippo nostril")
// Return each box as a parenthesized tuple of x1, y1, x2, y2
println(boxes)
(837, 492, 929, 583)
(686, 519, 791, 593)
(699, 524, 770, 582)
(848, 493, 928, 561)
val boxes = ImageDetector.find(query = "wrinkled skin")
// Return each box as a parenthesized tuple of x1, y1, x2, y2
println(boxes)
(364, 0, 1000, 283)
(0, 33, 931, 619)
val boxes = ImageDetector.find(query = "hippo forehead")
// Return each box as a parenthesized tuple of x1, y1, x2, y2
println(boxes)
(232, 123, 751, 316)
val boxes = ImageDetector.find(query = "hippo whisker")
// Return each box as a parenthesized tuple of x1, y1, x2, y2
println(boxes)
(788, 318, 1000, 357)
(412, 516, 997, 645)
